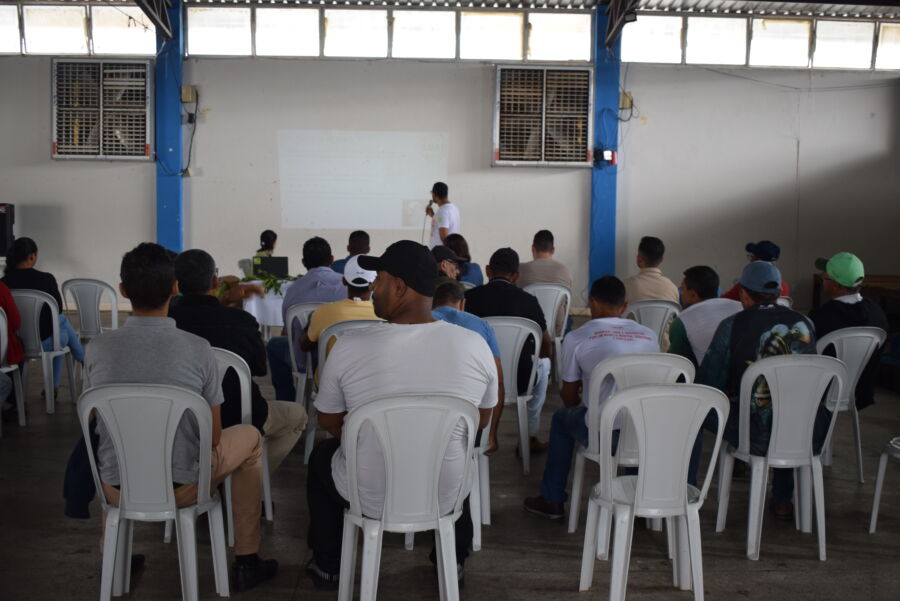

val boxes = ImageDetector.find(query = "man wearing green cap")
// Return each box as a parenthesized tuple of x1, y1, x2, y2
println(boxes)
(809, 252, 889, 410)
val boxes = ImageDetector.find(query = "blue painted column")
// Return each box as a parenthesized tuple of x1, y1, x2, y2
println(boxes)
(155, 1, 184, 252)
(589, 11, 621, 285)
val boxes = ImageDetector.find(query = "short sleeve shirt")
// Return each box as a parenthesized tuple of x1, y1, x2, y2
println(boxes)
(430, 203, 461, 248)
(432, 306, 501, 358)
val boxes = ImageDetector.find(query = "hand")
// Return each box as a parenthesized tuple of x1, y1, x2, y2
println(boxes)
(425, 206, 434, 217)
(483, 432, 499, 456)
(220, 282, 264, 305)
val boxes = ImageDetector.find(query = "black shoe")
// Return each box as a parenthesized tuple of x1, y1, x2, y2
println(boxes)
(233, 556, 278, 592)
(130, 554, 145, 574)
(431, 559, 465, 587)
(305, 558, 339, 591)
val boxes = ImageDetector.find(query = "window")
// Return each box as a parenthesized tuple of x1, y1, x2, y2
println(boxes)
(527, 13, 592, 62)
(876, 22, 900, 69)
(392, 11, 455, 59)
(23, 5, 88, 55)
(494, 67, 592, 165)
(621, 16, 683, 64)
(324, 10, 387, 58)
(91, 6, 156, 56)
(686, 17, 747, 65)
(187, 7, 251, 56)
(750, 19, 811, 67)
(255, 8, 319, 57)
(460, 12, 523, 60)
(813, 21, 874, 69)
(0, 5, 19, 54)
(53, 60, 152, 160)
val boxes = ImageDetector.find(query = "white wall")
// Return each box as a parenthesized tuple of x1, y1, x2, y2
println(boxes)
(617, 65, 900, 308)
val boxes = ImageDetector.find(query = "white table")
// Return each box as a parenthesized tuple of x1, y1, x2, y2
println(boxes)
(242, 280, 288, 339)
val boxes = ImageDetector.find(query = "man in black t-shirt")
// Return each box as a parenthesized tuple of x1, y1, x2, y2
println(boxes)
(465, 248, 552, 451)
(809, 252, 889, 410)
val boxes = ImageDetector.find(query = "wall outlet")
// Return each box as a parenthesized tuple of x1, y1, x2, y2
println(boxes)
(619, 91, 633, 110)
(181, 85, 197, 103)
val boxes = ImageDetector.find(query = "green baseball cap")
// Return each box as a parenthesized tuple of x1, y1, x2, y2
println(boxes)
(815, 252, 864, 288)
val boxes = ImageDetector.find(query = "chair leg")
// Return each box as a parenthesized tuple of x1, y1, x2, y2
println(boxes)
(66, 353, 76, 403)
(823, 438, 834, 467)
(568, 449, 586, 533)
(436, 518, 460, 601)
(579, 499, 600, 591)
(208, 502, 230, 597)
(123, 520, 135, 594)
(224, 476, 235, 548)
(164, 519, 174, 544)
(404, 532, 414, 550)
(112, 517, 130, 596)
(261, 443, 274, 522)
(672, 516, 691, 591)
(338, 516, 359, 601)
(303, 406, 318, 465)
(793, 469, 801, 532)
(608, 504, 635, 601)
(19, 361, 29, 418)
(41, 353, 54, 414)
(852, 407, 864, 484)
(479, 454, 491, 525)
(686, 508, 705, 601)
(715, 450, 735, 532)
(747, 458, 768, 561)
(100, 512, 121, 601)
(359, 521, 383, 601)
(517, 397, 530, 476)
(811, 458, 827, 560)
(596, 505, 611, 560)
(176, 510, 200, 601)
(869, 451, 889, 534)
(797, 466, 813, 534)
(470, 466, 482, 552)
(666, 517, 675, 560)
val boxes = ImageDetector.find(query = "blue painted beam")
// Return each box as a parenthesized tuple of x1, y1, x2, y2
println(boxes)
(155, 0, 184, 252)
(589, 11, 621, 285)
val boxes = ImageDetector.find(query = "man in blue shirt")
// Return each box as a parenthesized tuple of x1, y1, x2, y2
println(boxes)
(432, 277, 505, 455)
(266, 237, 346, 401)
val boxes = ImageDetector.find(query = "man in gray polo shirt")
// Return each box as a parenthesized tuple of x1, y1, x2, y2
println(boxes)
(84, 243, 278, 592)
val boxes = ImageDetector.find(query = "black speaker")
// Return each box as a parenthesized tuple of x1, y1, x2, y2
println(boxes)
(0, 204, 14, 256)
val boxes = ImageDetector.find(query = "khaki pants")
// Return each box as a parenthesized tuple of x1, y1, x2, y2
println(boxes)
(263, 400, 308, 473)
(102, 424, 264, 556)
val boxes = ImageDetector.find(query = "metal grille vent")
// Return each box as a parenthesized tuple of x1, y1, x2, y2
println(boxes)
(53, 59, 152, 160)
(494, 66, 592, 166)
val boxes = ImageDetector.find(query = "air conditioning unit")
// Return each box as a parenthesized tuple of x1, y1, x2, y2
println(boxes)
(52, 59, 153, 160)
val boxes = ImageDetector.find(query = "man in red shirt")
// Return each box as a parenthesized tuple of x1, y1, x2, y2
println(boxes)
(721, 240, 790, 300)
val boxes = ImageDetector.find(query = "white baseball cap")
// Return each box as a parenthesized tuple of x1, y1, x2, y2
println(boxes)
(343, 255, 376, 286)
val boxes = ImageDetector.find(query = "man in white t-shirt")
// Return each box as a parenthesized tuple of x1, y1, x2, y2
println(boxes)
(305, 240, 498, 589)
(426, 181, 461, 248)
(669, 266, 742, 367)
(524, 276, 659, 520)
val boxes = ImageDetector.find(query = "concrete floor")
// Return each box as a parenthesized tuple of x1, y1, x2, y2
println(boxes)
(1, 323, 899, 601)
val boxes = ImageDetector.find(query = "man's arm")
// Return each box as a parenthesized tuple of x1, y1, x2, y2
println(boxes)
(317, 411, 346, 439)
(299, 330, 315, 352)
(560, 380, 582, 408)
(439, 227, 450, 243)
(539, 331, 552, 358)
(667, 316, 697, 366)
(211, 405, 222, 447)
(485, 356, 505, 455)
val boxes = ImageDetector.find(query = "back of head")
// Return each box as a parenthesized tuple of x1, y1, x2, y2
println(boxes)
(258, 229, 277, 253)
(590, 275, 626, 307)
(303, 236, 332, 269)
(5, 237, 38, 274)
(431, 181, 448, 200)
(348, 230, 370, 255)
(443, 233, 471, 262)
(532, 230, 554, 253)
(121, 242, 176, 310)
(638, 236, 665, 267)
(433, 277, 465, 308)
(683, 266, 720, 300)
(488, 247, 519, 276)
(175, 249, 217, 296)
(739, 260, 781, 305)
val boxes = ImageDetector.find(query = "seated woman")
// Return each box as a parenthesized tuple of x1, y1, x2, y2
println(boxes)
(0, 279, 23, 423)
(2, 237, 84, 395)
(256, 229, 277, 257)
(445, 233, 483, 286)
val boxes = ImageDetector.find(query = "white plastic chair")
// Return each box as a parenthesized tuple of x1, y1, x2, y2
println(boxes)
(11, 289, 76, 413)
(715, 355, 847, 560)
(624, 300, 681, 347)
(211, 348, 274, 543)
(77, 384, 229, 601)
(568, 353, 695, 534)
(0, 308, 25, 433)
(483, 316, 543, 476)
(61, 278, 119, 341)
(459, 281, 476, 291)
(869, 436, 900, 533)
(284, 301, 325, 464)
(578, 384, 729, 601)
(775, 296, 793, 308)
(338, 395, 478, 601)
(523, 283, 572, 382)
(816, 326, 887, 483)
(238, 259, 253, 278)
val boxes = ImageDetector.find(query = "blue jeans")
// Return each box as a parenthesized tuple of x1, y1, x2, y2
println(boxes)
(40, 315, 85, 387)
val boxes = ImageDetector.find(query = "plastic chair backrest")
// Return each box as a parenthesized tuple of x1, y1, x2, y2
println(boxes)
(483, 316, 543, 401)
(212, 348, 252, 426)
(624, 300, 681, 344)
(815, 327, 886, 405)
(238, 259, 253, 278)
(77, 384, 214, 518)
(523, 283, 572, 339)
(737, 354, 847, 462)
(459, 281, 476, 291)
(597, 384, 729, 513)
(284, 301, 325, 371)
(585, 353, 695, 459)
(317, 319, 384, 370)
(0, 307, 9, 367)
(62, 278, 119, 339)
(776, 296, 793, 308)
(343, 395, 479, 524)
(11, 289, 61, 355)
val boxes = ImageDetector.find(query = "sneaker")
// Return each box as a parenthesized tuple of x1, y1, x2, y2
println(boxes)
(771, 501, 794, 521)
(523, 496, 565, 520)
(305, 558, 339, 591)
(233, 555, 278, 592)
